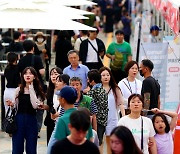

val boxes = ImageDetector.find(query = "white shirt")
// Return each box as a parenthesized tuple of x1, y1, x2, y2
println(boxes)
(118, 116, 155, 154)
(105, 89, 119, 135)
(53, 93, 61, 121)
(118, 78, 142, 108)
(86, 39, 98, 63)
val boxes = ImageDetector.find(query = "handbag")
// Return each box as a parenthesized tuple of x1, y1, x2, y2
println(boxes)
(2, 107, 17, 134)
(110, 51, 124, 70)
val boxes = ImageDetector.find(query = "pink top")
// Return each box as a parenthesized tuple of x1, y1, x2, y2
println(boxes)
(154, 131, 173, 154)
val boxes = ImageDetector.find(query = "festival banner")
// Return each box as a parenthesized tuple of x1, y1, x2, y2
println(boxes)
(139, 42, 168, 109)
(163, 36, 180, 111)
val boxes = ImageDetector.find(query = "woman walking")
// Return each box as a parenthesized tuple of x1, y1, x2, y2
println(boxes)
(7, 67, 45, 154)
(118, 61, 142, 114)
(118, 94, 157, 154)
(44, 67, 63, 144)
(99, 66, 125, 154)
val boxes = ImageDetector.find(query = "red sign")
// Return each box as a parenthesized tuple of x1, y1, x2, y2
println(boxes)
(149, 0, 179, 35)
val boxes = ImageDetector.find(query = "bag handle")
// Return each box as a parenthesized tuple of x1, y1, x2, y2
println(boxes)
(5, 107, 17, 118)
(5, 107, 11, 118)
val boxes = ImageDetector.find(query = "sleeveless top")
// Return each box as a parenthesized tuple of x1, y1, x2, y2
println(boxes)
(17, 94, 36, 115)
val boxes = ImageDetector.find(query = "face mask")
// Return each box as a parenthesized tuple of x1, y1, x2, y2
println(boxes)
(139, 70, 144, 77)
(37, 38, 44, 43)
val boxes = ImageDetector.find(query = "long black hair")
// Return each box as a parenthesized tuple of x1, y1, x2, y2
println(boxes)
(46, 67, 63, 99)
(110, 126, 143, 154)
(18, 67, 45, 101)
(99, 66, 121, 102)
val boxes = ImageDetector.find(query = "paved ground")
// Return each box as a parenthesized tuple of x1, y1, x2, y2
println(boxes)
(0, 30, 134, 154)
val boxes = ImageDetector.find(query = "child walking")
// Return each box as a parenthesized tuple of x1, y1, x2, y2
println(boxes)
(152, 108, 178, 154)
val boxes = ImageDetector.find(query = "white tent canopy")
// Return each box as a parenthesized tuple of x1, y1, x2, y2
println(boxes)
(33, 0, 97, 7)
(0, 0, 96, 30)
(0, 12, 95, 30)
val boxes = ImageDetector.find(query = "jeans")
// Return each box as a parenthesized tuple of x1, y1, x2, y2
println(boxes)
(12, 113, 38, 154)
(36, 109, 44, 132)
(47, 125, 58, 154)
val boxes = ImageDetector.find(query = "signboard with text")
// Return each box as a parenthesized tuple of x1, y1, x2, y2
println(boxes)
(139, 42, 168, 109)
(163, 36, 180, 111)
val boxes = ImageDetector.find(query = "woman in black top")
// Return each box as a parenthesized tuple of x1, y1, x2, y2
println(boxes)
(7, 67, 45, 154)
(4, 52, 20, 114)
(43, 67, 63, 145)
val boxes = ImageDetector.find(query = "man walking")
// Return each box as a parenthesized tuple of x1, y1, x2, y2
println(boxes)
(63, 50, 89, 91)
(139, 59, 160, 118)
(79, 27, 105, 70)
(106, 30, 132, 83)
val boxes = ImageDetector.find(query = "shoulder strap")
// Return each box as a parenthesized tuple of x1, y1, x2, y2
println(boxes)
(107, 87, 112, 94)
(122, 80, 131, 93)
(88, 39, 98, 53)
(79, 37, 83, 42)
(141, 116, 144, 152)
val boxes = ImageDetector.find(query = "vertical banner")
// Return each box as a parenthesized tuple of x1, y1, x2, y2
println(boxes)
(163, 36, 180, 111)
(141, 11, 152, 43)
(133, 22, 140, 60)
(139, 42, 168, 109)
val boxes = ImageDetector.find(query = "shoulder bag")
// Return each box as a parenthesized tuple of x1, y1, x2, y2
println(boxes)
(2, 107, 17, 134)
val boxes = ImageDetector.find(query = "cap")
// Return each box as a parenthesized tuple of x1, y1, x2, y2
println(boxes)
(55, 86, 77, 104)
(150, 25, 161, 32)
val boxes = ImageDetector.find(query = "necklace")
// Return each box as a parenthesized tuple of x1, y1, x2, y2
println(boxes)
(126, 78, 137, 94)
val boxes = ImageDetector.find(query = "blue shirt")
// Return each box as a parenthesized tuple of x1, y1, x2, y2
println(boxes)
(63, 64, 89, 90)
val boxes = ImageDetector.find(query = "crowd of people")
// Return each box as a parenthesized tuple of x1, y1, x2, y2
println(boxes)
(0, 1, 178, 154)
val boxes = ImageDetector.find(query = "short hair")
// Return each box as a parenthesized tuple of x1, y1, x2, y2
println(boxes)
(115, 30, 124, 35)
(7, 52, 18, 65)
(88, 69, 101, 84)
(110, 126, 143, 154)
(141, 59, 154, 71)
(81, 30, 88, 35)
(152, 113, 170, 133)
(128, 94, 144, 108)
(23, 40, 35, 52)
(89, 26, 99, 34)
(13, 31, 21, 40)
(124, 61, 139, 74)
(67, 50, 79, 57)
(56, 74, 70, 85)
(70, 77, 82, 85)
(70, 109, 90, 131)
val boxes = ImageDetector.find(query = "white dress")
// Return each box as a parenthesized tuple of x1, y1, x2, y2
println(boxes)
(118, 78, 142, 109)
(105, 89, 119, 135)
